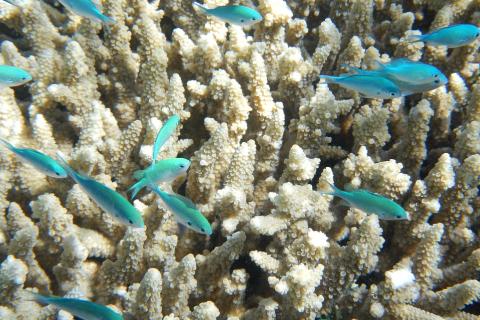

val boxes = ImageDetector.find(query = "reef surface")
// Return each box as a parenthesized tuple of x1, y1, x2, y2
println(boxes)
(0, 0, 479, 319)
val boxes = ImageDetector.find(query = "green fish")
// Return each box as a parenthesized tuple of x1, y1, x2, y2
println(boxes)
(128, 158, 190, 199)
(0, 65, 32, 88)
(193, 2, 262, 27)
(56, 152, 144, 228)
(28, 292, 123, 320)
(319, 74, 401, 99)
(407, 24, 480, 48)
(0, 138, 67, 178)
(58, 0, 115, 24)
(152, 186, 212, 235)
(319, 182, 409, 220)
(153, 115, 180, 164)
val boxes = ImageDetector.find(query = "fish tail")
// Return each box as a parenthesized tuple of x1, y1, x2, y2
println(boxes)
(317, 180, 340, 196)
(193, 2, 209, 13)
(133, 169, 145, 180)
(127, 179, 148, 200)
(0, 138, 15, 151)
(340, 64, 363, 74)
(405, 34, 423, 43)
(98, 13, 116, 25)
(319, 75, 339, 84)
(22, 291, 50, 305)
(370, 60, 386, 71)
(55, 152, 77, 180)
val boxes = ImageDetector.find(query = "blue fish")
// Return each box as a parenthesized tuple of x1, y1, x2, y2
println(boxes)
(343, 58, 448, 95)
(28, 292, 123, 320)
(319, 74, 401, 99)
(0, 138, 67, 178)
(0, 65, 32, 88)
(193, 2, 262, 27)
(153, 115, 180, 164)
(152, 186, 212, 235)
(58, 0, 115, 24)
(320, 182, 409, 221)
(408, 24, 480, 48)
(56, 152, 144, 228)
(128, 158, 190, 200)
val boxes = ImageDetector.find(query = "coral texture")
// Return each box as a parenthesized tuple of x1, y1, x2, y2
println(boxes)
(0, 0, 479, 319)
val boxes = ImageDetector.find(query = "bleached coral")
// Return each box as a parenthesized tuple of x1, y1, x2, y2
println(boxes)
(0, 0, 479, 319)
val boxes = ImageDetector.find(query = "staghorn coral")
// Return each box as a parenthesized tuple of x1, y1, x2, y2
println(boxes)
(0, 0, 479, 319)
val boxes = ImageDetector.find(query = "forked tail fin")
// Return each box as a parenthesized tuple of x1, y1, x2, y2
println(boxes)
(127, 179, 148, 200)
(0, 138, 15, 151)
(404, 33, 423, 44)
(317, 180, 340, 196)
(318, 75, 339, 84)
(55, 151, 78, 181)
(193, 1, 209, 13)
(21, 290, 50, 305)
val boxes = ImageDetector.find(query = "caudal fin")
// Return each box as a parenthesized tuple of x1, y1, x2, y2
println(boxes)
(133, 169, 145, 180)
(55, 152, 77, 180)
(21, 290, 51, 305)
(193, 2, 209, 12)
(0, 138, 15, 151)
(405, 34, 423, 44)
(127, 179, 147, 200)
(317, 180, 340, 196)
(318, 75, 339, 84)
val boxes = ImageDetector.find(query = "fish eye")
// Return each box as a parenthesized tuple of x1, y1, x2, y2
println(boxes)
(434, 74, 439, 78)
(201, 228, 205, 233)
(391, 92, 396, 96)
(240, 19, 245, 23)
(55, 172, 61, 176)
(128, 219, 133, 224)
(476, 33, 480, 37)
(252, 18, 256, 21)
(180, 164, 185, 168)
(187, 221, 192, 226)
(434, 79, 440, 84)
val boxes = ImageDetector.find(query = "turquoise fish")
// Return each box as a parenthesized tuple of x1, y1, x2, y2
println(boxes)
(0, 65, 32, 88)
(28, 292, 123, 320)
(56, 152, 144, 228)
(58, 0, 115, 24)
(343, 59, 448, 95)
(152, 186, 212, 235)
(0, 138, 67, 178)
(193, 2, 262, 27)
(319, 182, 409, 220)
(153, 115, 180, 164)
(319, 74, 401, 99)
(128, 158, 190, 199)
(408, 24, 480, 48)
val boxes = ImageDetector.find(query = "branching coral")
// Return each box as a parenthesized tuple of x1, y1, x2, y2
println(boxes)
(0, 0, 479, 319)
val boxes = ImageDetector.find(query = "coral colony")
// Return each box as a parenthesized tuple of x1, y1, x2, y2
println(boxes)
(0, 0, 479, 319)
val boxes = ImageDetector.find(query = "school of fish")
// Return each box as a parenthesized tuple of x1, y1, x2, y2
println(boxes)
(0, 0, 478, 318)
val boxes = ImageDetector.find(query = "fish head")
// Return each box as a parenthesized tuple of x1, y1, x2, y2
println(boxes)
(48, 162, 69, 178)
(383, 207, 409, 221)
(377, 82, 402, 99)
(2, 66, 32, 87)
(185, 213, 212, 235)
(432, 72, 448, 86)
(174, 158, 191, 174)
(121, 209, 145, 228)
(234, 7, 263, 26)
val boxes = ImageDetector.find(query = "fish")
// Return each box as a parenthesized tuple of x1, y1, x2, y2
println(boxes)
(407, 24, 480, 48)
(0, 65, 32, 88)
(343, 59, 448, 95)
(27, 292, 124, 320)
(2, 0, 19, 7)
(319, 182, 409, 220)
(56, 152, 144, 228)
(152, 186, 212, 235)
(193, 2, 262, 27)
(153, 115, 180, 164)
(0, 138, 67, 178)
(127, 158, 190, 200)
(57, 0, 115, 24)
(319, 74, 401, 99)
